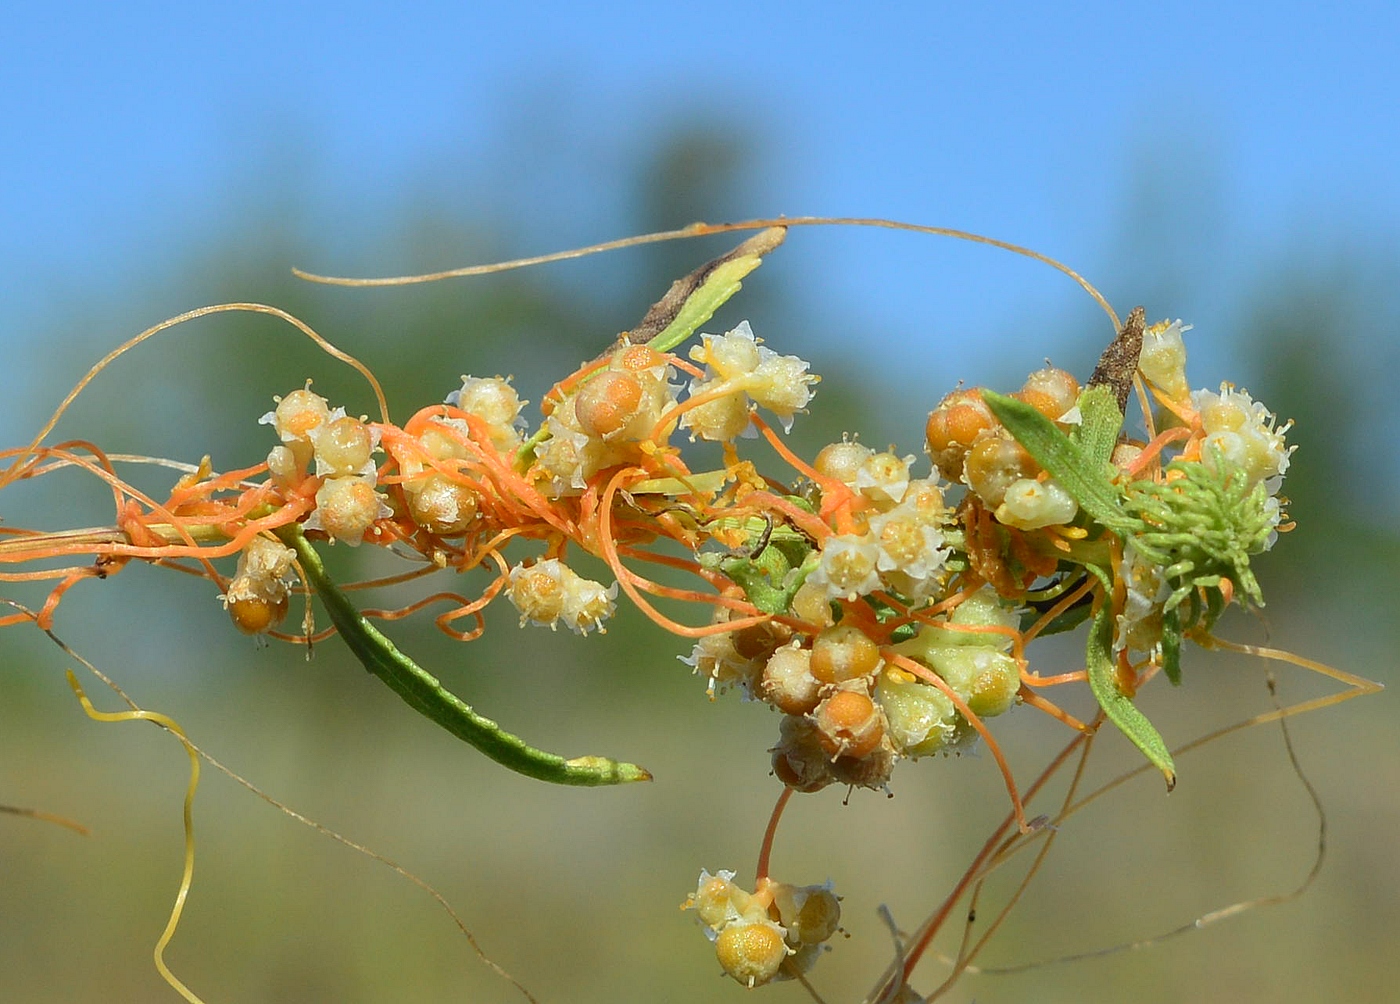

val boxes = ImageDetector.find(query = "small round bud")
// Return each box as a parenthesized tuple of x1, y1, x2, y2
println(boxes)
(448, 376, 524, 430)
(810, 624, 881, 685)
(715, 914, 789, 987)
(964, 432, 1037, 507)
(311, 476, 385, 544)
(574, 370, 644, 440)
(691, 870, 753, 932)
(814, 689, 886, 759)
(814, 439, 873, 486)
(314, 415, 374, 477)
(760, 643, 822, 715)
(507, 559, 568, 627)
(266, 444, 302, 486)
(405, 474, 479, 535)
(1019, 367, 1081, 420)
(926, 388, 997, 480)
(418, 423, 471, 462)
(270, 387, 332, 442)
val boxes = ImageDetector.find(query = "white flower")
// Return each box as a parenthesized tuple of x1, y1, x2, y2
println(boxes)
(560, 576, 618, 635)
(446, 375, 526, 451)
(995, 478, 1078, 529)
(807, 533, 882, 601)
(680, 632, 761, 698)
(854, 452, 915, 508)
(689, 320, 763, 380)
(1114, 540, 1170, 654)
(1140, 319, 1192, 401)
(508, 558, 617, 634)
(1192, 383, 1294, 492)
(867, 508, 949, 596)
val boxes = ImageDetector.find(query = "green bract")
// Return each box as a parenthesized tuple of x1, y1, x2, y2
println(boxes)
(981, 388, 1135, 537)
(1122, 452, 1276, 620)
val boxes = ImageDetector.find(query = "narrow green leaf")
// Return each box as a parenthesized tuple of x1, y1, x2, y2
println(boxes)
(1019, 598, 1092, 639)
(645, 254, 765, 354)
(982, 390, 1136, 536)
(1085, 599, 1176, 788)
(277, 525, 651, 787)
(1072, 384, 1125, 467)
(641, 227, 786, 355)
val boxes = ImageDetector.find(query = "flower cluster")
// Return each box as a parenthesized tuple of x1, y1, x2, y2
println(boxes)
(232, 296, 1300, 990)
(685, 870, 841, 987)
(262, 386, 390, 545)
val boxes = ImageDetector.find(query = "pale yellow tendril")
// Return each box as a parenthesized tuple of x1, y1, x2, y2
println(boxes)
(65, 670, 206, 1004)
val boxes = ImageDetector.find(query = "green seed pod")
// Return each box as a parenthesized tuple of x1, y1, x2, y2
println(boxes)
(901, 586, 1017, 652)
(925, 646, 1022, 718)
(875, 668, 959, 756)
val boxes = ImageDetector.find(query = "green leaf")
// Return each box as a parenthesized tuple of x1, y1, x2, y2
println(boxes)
(1019, 597, 1093, 638)
(640, 227, 786, 355)
(1072, 384, 1126, 467)
(981, 390, 1137, 537)
(1085, 595, 1176, 789)
(277, 525, 651, 787)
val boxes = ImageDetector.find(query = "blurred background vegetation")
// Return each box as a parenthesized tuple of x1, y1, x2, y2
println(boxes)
(2, 118, 1398, 1004)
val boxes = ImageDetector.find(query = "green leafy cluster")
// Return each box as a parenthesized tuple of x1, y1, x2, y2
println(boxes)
(1123, 453, 1276, 616)
(983, 386, 1277, 786)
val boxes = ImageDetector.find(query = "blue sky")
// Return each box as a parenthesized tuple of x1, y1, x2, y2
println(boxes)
(4, 2, 1398, 402)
